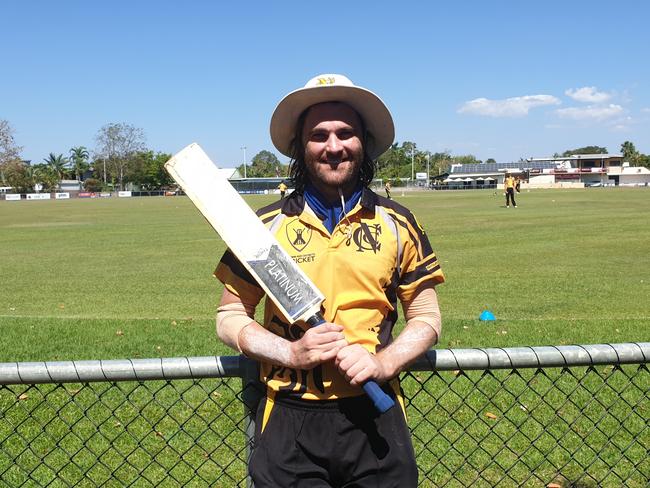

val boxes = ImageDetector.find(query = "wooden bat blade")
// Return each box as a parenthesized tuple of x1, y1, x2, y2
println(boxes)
(164, 143, 324, 323)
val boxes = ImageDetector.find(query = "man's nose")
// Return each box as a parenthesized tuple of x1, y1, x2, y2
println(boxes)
(325, 133, 343, 154)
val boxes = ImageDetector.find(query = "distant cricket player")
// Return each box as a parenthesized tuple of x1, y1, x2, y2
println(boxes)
(504, 172, 518, 208)
(277, 180, 288, 199)
(214, 74, 445, 487)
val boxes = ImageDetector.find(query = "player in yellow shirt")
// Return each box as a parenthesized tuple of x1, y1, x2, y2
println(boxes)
(214, 74, 444, 487)
(277, 181, 288, 199)
(504, 173, 517, 207)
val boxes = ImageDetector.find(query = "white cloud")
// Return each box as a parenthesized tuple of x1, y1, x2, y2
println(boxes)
(458, 95, 561, 117)
(565, 86, 612, 103)
(641, 107, 650, 113)
(610, 116, 634, 132)
(556, 104, 624, 121)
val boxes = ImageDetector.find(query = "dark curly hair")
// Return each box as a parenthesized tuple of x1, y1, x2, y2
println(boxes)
(288, 104, 377, 194)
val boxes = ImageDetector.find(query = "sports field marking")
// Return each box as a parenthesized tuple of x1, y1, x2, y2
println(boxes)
(5, 221, 91, 228)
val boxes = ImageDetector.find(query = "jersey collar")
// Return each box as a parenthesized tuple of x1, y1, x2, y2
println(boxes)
(281, 186, 378, 218)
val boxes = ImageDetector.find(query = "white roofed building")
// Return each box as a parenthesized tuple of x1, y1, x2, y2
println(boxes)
(447, 154, 650, 188)
(525, 154, 650, 187)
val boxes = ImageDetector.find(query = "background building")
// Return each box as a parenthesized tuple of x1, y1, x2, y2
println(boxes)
(447, 155, 650, 189)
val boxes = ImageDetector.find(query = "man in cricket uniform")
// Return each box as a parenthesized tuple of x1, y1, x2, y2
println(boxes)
(215, 74, 444, 487)
(277, 180, 288, 199)
(384, 179, 392, 199)
(504, 173, 517, 208)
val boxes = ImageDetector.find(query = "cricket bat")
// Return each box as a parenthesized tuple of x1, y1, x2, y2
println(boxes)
(165, 143, 394, 413)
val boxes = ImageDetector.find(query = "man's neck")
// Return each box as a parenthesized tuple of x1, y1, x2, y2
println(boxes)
(307, 181, 357, 203)
(303, 183, 363, 234)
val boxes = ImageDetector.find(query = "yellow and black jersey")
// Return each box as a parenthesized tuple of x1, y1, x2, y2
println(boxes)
(214, 187, 444, 401)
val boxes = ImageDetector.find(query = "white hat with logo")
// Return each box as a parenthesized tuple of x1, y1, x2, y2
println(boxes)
(270, 74, 395, 160)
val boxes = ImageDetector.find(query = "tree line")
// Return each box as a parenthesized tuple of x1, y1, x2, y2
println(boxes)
(0, 121, 174, 193)
(229, 141, 650, 186)
(1, 118, 648, 193)
(233, 142, 482, 183)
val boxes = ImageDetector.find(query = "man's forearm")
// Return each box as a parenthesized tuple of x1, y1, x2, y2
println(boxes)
(238, 321, 293, 367)
(375, 284, 441, 379)
(375, 321, 437, 379)
(218, 288, 294, 366)
(239, 321, 348, 371)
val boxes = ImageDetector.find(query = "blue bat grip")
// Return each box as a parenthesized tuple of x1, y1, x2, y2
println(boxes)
(306, 313, 395, 413)
(362, 381, 395, 413)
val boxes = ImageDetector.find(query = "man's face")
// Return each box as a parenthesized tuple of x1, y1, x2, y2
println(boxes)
(301, 102, 364, 198)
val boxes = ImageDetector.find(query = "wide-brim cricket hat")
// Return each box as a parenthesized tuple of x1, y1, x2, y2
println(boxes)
(270, 74, 395, 160)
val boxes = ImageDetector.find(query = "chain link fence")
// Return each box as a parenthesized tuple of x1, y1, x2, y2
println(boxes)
(1, 344, 648, 487)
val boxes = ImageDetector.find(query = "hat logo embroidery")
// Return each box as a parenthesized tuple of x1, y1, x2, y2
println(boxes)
(316, 77, 336, 86)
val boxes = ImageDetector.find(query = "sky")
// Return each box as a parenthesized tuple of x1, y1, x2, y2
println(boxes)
(3, 1, 649, 168)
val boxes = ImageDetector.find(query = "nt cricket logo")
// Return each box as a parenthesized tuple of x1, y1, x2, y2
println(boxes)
(286, 219, 312, 252)
(347, 223, 382, 253)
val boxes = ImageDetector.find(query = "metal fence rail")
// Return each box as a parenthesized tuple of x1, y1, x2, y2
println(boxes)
(1, 343, 648, 487)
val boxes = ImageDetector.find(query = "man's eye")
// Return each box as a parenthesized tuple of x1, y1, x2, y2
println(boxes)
(310, 133, 328, 142)
(337, 130, 354, 140)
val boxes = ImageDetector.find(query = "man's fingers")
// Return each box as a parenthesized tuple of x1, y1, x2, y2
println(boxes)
(319, 339, 348, 361)
(342, 360, 364, 380)
(315, 323, 344, 333)
(309, 331, 345, 347)
(336, 346, 364, 372)
(304, 324, 345, 345)
(293, 323, 348, 368)
(335, 344, 385, 385)
(340, 360, 375, 386)
(348, 369, 372, 386)
(335, 343, 364, 363)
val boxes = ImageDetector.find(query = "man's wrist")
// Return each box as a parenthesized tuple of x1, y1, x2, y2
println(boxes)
(375, 351, 399, 381)
(287, 340, 299, 369)
(239, 324, 294, 368)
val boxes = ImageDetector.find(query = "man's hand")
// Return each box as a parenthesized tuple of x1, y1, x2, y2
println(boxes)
(335, 344, 391, 387)
(290, 324, 348, 370)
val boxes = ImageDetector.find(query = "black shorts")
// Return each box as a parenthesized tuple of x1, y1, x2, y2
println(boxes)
(249, 391, 418, 488)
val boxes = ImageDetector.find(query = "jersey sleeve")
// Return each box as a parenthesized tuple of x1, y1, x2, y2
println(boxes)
(396, 211, 445, 302)
(214, 249, 265, 305)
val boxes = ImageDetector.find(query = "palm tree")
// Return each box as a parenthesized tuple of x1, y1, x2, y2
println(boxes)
(43, 153, 69, 189)
(32, 163, 59, 192)
(69, 146, 89, 182)
(24, 165, 36, 191)
(620, 141, 638, 164)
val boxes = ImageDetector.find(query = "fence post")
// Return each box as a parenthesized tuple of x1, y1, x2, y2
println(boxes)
(240, 355, 263, 488)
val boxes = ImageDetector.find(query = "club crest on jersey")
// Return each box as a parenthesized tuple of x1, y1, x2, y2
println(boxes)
(286, 218, 312, 252)
(348, 223, 382, 253)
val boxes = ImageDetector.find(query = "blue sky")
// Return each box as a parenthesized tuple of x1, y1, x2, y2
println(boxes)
(3, 1, 649, 168)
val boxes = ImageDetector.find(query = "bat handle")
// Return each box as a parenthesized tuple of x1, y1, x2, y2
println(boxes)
(306, 313, 395, 413)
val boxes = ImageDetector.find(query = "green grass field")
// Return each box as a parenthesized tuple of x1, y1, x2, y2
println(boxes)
(1, 188, 648, 487)
(1, 188, 649, 362)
